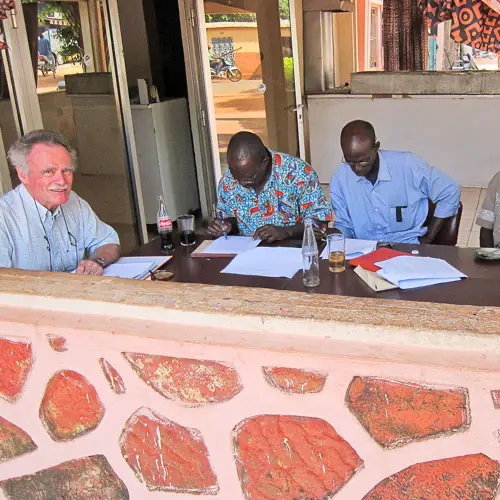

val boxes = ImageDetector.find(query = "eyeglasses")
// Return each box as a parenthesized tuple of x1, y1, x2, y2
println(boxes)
(343, 146, 378, 168)
(34, 201, 78, 272)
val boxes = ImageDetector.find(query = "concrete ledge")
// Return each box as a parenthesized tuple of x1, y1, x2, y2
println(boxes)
(1, 269, 500, 371)
(351, 71, 500, 95)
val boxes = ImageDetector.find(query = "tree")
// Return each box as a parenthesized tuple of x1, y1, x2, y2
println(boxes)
(205, 0, 291, 22)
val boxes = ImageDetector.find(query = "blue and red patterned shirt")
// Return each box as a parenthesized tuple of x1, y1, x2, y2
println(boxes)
(217, 150, 332, 235)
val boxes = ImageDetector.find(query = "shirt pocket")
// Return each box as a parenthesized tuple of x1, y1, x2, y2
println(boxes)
(388, 197, 415, 232)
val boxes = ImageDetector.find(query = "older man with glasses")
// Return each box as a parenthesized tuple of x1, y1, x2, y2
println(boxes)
(0, 129, 120, 275)
(329, 120, 460, 244)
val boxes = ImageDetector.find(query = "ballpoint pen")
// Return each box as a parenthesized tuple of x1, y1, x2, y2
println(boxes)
(311, 219, 326, 239)
(218, 210, 227, 239)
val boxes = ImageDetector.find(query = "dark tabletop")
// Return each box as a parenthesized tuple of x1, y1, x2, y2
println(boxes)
(131, 234, 500, 307)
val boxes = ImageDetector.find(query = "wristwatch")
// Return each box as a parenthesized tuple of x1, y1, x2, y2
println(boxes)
(94, 257, 106, 268)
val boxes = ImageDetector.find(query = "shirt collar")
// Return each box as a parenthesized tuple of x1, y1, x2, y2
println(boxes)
(352, 151, 392, 183)
(19, 184, 61, 219)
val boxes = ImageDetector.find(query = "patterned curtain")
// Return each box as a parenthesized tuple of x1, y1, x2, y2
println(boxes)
(0, 0, 15, 49)
(419, 0, 500, 54)
(383, 0, 429, 71)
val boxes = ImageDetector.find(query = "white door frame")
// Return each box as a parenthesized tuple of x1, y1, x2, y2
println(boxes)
(179, 0, 306, 193)
(178, 0, 218, 213)
(289, 0, 306, 160)
(1, 0, 43, 132)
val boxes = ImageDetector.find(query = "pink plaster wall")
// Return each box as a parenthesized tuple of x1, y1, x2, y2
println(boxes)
(1, 318, 500, 499)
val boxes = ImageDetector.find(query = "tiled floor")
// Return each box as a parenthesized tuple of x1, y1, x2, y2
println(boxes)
(321, 185, 486, 248)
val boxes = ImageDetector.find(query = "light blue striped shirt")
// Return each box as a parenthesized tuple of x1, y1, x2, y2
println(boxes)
(0, 184, 119, 272)
(329, 150, 460, 243)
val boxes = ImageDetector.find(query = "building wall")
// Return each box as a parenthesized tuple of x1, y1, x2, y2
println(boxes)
(1, 273, 500, 499)
(206, 23, 291, 79)
(308, 93, 500, 187)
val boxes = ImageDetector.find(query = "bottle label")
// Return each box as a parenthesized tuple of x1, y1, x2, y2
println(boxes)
(158, 218, 172, 230)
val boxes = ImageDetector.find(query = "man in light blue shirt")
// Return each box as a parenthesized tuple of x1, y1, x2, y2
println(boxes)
(329, 120, 460, 244)
(0, 130, 120, 274)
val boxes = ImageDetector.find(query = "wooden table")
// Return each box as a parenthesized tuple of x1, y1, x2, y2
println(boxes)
(132, 235, 500, 307)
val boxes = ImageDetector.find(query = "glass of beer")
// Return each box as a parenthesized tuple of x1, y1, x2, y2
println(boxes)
(327, 233, 345, 273)
(178, 214, 196, 246)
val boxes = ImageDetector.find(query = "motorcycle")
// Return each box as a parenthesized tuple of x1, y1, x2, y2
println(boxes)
(37, 55, 56, 78)
(210, 49, 242, 82)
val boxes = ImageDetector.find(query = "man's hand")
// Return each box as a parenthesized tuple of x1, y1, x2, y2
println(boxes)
(253, 225, 289, 243)
(75, 259, 104, 276)
(206, 219, 233, 238)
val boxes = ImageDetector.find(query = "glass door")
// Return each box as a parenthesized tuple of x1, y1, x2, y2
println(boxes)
(1, 0, 146, 252)
(200, 0, 305, 178)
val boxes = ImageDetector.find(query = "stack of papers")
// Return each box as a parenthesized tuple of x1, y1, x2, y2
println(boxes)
(375, 256, 467, 289)
(73, 256, 172, 279)
(321, 239, 377, 260)
(221, 247, 302, 278)
(200, 236, 261, 256)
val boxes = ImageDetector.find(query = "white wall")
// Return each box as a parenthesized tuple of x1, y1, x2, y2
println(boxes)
(308, 94, 500, 187)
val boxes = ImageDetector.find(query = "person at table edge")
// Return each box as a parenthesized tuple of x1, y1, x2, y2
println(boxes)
(0, 129, 120, 274)
(476, 170, 500, 248)
(329, 120, 460, 244)
(207, 131, 332, 242)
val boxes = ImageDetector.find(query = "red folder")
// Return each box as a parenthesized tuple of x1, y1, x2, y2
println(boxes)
(350, 248, 412, 272)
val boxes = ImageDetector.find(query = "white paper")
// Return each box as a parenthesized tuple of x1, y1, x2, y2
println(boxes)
(103, 262, 155, 279)
(321, 238, 377, 260)
(72, 256, 172, 279)
(202, 236, 261, 255)
(221, 247, 302, 278)
(375, 256, 467, 289)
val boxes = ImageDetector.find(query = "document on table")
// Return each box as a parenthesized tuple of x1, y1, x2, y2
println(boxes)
(375, 256, 467, 289)
(221, 247, 303, 278)
(321, 239, 377, 260)
(72, 256, 172, 279)
(199, 236, 261, 256)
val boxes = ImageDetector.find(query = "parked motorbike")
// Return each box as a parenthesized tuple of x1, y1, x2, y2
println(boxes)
(210, 49, 242, 82)
(38, 55, 56, 78)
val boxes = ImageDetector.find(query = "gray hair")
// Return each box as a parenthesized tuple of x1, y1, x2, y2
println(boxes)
(7, 129, 78, 174)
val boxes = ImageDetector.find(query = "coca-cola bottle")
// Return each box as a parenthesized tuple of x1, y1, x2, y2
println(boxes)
(157, 195, 174, 252)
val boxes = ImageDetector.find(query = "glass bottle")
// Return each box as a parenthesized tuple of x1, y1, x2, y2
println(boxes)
(157, 195, 174, 252)
(302, 219, 320, 287)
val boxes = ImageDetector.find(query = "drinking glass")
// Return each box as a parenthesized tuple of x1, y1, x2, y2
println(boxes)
(327, 233, 345, 273)
(178, 214, 196, 246)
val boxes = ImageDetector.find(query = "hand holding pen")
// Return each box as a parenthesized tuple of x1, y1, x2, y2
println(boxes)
(205, 211, 233, 238)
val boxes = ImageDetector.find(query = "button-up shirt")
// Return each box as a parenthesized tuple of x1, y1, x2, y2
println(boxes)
(329, 150, 460, 243)
(0, 184, 119, 272)
(476, 171, 500, 247)
(217, 150, 332, 235)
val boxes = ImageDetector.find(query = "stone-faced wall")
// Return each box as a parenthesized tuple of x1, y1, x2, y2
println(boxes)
(1, 270, 500, 499)
(1, 321, 500, 499)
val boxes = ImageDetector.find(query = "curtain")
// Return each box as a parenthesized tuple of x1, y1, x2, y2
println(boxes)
(419, 0, 500, 54)
(383, 0, 429, 71)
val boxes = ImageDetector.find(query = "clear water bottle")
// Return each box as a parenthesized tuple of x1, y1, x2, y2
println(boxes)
(157, 195, 174, 253)
(302, 219, 320, 287)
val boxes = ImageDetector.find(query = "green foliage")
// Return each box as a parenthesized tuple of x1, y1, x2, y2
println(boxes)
(283, 56, 294, 87)
(205, 0, 290, 22)
(54, 26, 80, 59)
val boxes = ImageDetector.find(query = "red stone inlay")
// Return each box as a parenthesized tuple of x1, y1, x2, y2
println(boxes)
(363, 454, 500, 499)
(39, 370, 105, 441)
(233, 415, 363, 499)
(0, 338, 33, 402)
(99, 358, 126, 394)
(120, 407, 218, 494)
(0, 416, 37, 463)
(262, 366, 328, 394)
(0, 455, 129, 499)
(346, 376, 470, 448)
(491, 390, 500, 409)
(123, 352, 242, 406)
(47, 335, 68, 352)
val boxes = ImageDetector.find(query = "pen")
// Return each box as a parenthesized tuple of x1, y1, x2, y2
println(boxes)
(311, 219, 326, 236)
(218, 210, 227, 240)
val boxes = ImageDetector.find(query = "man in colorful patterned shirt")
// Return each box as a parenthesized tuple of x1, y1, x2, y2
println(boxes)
(207, 132, 332, 242)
